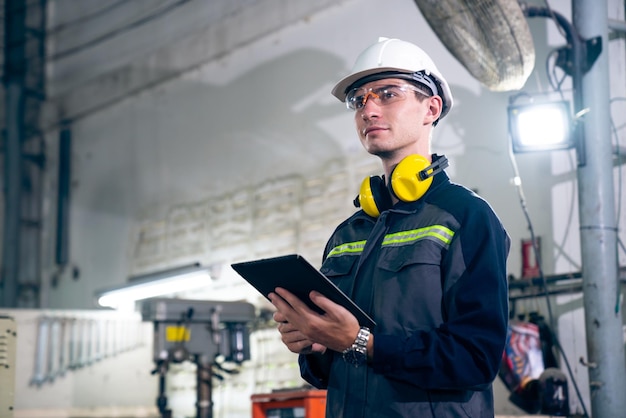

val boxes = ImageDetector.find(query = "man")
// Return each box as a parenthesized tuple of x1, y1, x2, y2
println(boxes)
(269, 37, 510, 417)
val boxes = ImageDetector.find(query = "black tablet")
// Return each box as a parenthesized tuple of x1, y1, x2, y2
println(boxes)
(231, 254, 376, 329)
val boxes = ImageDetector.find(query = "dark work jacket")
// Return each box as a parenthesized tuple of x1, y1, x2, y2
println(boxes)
(299, 163, 510, 418)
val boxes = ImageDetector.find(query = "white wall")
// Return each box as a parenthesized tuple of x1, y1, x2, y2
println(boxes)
(34, 0, 626, 416)
(2, 309, 156, 418)
(45, 0, 532, 307)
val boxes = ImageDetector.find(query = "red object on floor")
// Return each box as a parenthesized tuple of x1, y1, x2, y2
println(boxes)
(251, 389, 327, 418)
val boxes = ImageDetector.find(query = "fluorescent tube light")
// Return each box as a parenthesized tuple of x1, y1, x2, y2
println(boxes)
(95, 263, 211, 309)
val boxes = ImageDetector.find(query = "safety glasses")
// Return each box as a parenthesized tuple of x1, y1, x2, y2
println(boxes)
(345, 84, 431, 111)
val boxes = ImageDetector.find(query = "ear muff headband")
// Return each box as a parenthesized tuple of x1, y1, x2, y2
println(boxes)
(354, 155, 448, 217)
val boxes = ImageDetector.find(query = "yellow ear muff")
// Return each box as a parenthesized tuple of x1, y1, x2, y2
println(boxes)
(357, 176, 382, 217)
(390, 154, 433, 202)
(356, 176, 392, 218)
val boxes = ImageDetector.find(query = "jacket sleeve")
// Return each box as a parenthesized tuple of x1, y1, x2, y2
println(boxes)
(298, 351, 334, 389)
(371, 202, 510, 390)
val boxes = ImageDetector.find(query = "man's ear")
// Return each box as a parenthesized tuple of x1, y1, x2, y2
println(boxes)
(425, 95, 443, 125)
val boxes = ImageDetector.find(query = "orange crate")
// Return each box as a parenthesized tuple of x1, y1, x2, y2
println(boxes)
(251, 389, 327, 418)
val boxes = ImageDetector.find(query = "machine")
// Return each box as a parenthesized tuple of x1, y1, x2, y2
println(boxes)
(141, 298, 256, 418)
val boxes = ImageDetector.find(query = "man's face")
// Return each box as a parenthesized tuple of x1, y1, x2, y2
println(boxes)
(351, 78, 438, 159)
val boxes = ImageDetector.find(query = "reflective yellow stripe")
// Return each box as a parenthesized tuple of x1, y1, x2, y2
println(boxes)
(327, 240, 367, 257)
(327, 225, 454, 258)
(382, 225, 454, 248)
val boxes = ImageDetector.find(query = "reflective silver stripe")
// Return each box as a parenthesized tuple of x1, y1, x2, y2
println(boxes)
(327, 240, 367, 257)
(382, 225, 454, 249)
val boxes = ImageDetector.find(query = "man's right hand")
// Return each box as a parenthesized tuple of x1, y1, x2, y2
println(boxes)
(273, 301, 327, 355)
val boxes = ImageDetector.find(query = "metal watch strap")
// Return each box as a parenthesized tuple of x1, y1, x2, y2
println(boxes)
(342, 326, 370, 366)
(354, 327, 370, 349)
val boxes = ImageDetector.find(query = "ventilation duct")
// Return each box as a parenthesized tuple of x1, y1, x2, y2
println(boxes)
(414, 0, 535, 91)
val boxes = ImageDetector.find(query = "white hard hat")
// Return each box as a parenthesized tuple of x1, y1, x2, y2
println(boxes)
(332, 37, 453, 121)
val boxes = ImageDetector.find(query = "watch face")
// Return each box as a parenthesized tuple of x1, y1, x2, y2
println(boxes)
(343, 346, 367, 366)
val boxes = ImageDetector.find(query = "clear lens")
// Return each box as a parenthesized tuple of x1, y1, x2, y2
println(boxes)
(345, 90, 366, 110)
(345, 84, 429, 111)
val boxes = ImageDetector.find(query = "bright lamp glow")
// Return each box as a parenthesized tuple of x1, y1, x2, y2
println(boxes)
(508, 101, 574, 153)
(95, 264, 211, 309)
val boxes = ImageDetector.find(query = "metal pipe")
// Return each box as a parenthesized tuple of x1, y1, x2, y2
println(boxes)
(2, 0, 26, 308)
(2, 83, 23, 308)
(572, 1, 626, 417)
(195, 356, 213, 418)
(56, 125, 71, 267)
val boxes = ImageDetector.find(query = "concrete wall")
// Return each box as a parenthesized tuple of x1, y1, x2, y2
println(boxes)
(44, 0, 546, 305)
(19, 0, 626, 416)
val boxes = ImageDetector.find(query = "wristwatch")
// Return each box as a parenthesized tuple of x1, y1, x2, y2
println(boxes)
(342, 327, 370, 367)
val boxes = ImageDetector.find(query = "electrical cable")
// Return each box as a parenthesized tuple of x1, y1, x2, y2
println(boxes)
(0, 0, 192, 63)
(542, 0, 569, 40)
(548, 144, 580, 271)
(0, 0, 116, 51)
(507, 139, 590, 418)
(0, 0, 193, 86)
(530, 6, 625, 411)
(619, 237, 626, 255)
(510, 89, 580, 274)
(610, 97, 625, 236)
(609, 98, 625, 315)
(49, 0, 192, 61)
(507, 22, 604, 413)
(545, 49, 568, 93)
(537, 60, 581, 272)
(46, 0, 128, 34)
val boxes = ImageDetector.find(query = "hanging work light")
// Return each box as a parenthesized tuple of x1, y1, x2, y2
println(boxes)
(508, 99, 574, 153)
